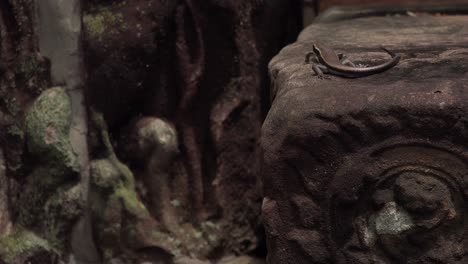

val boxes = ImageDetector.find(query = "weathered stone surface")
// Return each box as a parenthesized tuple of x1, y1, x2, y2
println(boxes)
(174, 257, 211, 264)
(0, 0, 51, 177)
(318, 0, 468, 11)
(0, 87, 83, 263)
(0, 1, 73, 262)
(83, 0, 302, 261)
(126, 117, 179, 231)
(89, 111, 159, 262)
(0, 228, 58, 264)
(0, 150, 11, 237)
(36, 0, 95, 262)
(7, 87, 83, 262)
(263, 15, 468, 263)
(0, 0, 303, 262)
(218, 255, 265, 264)
(25, 87, 79, 174)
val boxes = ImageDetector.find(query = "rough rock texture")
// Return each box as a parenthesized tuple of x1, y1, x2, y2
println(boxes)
(35, 1, 97, 263)
(319, 0, 468, 11)
(0, 0, 77, 262)
(263, 15, 468, 264)
(0, 0, 301, 262)
(0, 0, 302, 263)
(83, 0, 302, 262)
(89, 111, 166, 263)
(0, 86, 82, 262)
(0, 0, 50, 183)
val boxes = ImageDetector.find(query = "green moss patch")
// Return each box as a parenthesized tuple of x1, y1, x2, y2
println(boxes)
(17, 87, 83, 255)
(25, 87, 79, 175)
(0, 228, 56, 263)
(83, 7, 126, 40)
(91, 111, 149, 217)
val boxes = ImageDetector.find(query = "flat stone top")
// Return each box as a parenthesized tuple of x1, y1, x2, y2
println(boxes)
(263, 15, 468, 264)
(268, 15, 468, 119)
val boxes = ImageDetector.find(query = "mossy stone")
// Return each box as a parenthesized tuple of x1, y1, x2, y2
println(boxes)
(83, 7, 126, 40)
(91, 159, 121, 191)
(0, 228, 56, 263)
(25, 87, 79, 175)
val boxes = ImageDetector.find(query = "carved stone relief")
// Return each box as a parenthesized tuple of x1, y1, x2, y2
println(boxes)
(330, 141, 467, 263)
(263, 14, 468, 264)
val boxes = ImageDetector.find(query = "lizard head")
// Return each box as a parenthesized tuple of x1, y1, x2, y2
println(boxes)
(312, 43, 322, 56)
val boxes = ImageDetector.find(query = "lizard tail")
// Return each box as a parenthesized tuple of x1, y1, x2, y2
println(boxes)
(381, 46, 398, 58)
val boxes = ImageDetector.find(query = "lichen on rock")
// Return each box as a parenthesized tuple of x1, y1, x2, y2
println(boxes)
(91, 158, 121, 191)
(90, 111, 160, 261)
(1, 87, 84, 263)
(91, 111, 149, 217)
(25, 86, 79, 176)
(0, 227, 58, 263)
(83, 6, 126, 41)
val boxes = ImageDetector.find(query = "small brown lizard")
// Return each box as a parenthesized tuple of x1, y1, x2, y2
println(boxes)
(306, 44, 401, 78)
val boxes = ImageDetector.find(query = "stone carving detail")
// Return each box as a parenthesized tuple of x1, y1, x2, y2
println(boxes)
(330, 142, 467, 263)
(263, 110, 468, 264)
(263, 13, 468, 263)
(0, 0, 303, 262)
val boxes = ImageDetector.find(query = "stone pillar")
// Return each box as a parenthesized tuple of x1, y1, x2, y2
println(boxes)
(263, 14, 468, 264)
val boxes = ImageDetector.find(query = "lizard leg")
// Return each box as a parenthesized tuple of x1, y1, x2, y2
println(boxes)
(312, 63, 330, 79)
(305, 51, 316, 64)
(339, 54, 357, 67)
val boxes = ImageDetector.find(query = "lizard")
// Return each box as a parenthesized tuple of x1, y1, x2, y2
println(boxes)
(305, 43, 401, 78)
